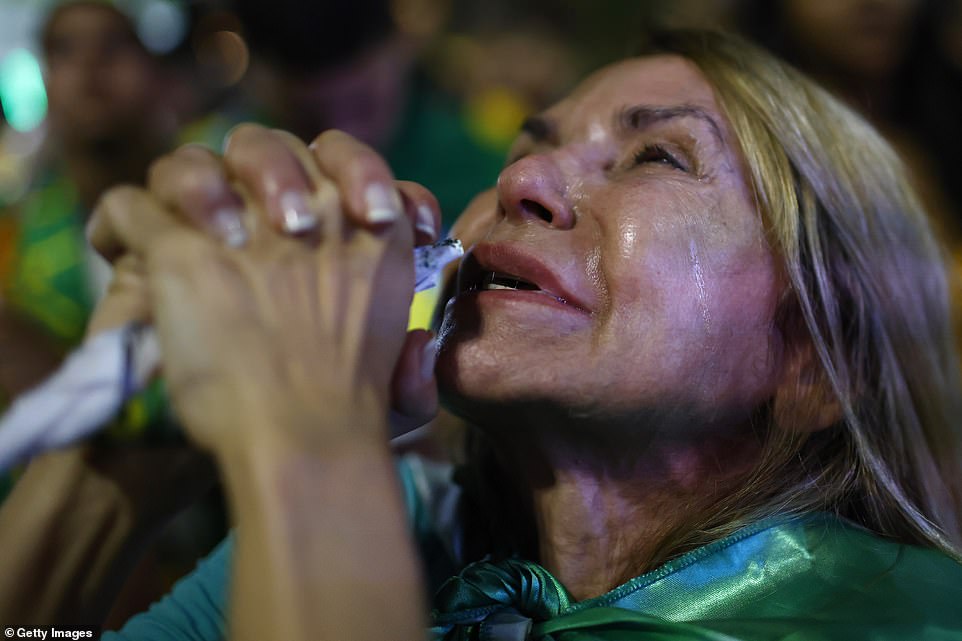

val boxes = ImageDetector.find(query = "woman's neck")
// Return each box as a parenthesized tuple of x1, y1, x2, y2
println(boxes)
(486, 426, 760, 601)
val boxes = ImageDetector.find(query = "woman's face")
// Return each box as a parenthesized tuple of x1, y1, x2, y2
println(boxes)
(43, 4, 158, 144)
(436, 55, 783, 435)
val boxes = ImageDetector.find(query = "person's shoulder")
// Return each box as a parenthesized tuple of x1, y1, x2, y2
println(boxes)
(759, 513, 962, 631)
(807, 512, 962, 585)
(604, 513, 962, 640)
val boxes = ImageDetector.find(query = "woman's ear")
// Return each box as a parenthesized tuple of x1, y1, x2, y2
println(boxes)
(772, 329, 843, 434)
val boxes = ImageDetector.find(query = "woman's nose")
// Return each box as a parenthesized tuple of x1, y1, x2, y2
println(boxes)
(496, 155, 575, 230)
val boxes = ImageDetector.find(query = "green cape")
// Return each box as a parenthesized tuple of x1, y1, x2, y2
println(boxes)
(431, 513, 962, 640)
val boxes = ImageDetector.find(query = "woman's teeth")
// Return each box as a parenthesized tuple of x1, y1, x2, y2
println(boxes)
(481, 272, 539, 291)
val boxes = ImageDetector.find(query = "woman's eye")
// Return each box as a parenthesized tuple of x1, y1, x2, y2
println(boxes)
(632, 145, 687, 172)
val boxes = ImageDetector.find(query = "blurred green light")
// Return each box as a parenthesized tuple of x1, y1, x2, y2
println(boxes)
(0, 49, 48, 132)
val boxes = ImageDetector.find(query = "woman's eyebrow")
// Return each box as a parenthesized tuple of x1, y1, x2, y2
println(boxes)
(616, 104, 725, 145)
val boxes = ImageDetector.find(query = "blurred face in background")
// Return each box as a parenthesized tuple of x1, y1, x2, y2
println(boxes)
(781, 0, 922, 79)
(262, 37, 412, 147)
(42, 2, 161, 146)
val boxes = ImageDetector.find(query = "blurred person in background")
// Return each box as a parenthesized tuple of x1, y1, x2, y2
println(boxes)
(0, 0, 177, 397)
(0, 0, 219, 626)
(185, 0, 508, 229)
(736, 0, 960, 230)
(910, 0, 962, 230)
(424, 6, 583, 159)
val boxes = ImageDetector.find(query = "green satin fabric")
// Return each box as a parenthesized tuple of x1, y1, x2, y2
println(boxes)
(430, 513, 962, 640)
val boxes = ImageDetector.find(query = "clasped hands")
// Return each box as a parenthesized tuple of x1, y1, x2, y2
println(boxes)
(87, 126, 443, 459)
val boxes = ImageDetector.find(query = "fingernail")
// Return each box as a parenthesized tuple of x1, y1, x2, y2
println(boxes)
(420, 337, 437, 381)
(416, 204, 437, 240)
(279, 190, 319, 234)
(211, 208, 248, 247)
(364, 183, 402, 224)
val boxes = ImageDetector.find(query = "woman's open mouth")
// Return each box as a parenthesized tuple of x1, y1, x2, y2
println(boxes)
(480, 272, 540, 291)
(454, 242, 593, 316)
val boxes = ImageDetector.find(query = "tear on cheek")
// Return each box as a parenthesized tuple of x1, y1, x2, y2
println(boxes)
(687, 238, 712, 336)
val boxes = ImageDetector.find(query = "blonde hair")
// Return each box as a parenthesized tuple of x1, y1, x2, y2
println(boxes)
(642, 30, 962, 560)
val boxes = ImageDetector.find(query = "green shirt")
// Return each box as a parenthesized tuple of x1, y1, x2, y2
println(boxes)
(3, 172, 92, 344)
(105, 455, 962, 640)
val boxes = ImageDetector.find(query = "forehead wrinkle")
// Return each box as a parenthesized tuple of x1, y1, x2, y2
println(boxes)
(615, 104, 726, 147)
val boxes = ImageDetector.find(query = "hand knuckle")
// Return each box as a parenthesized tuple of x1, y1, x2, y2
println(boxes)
(177, 167, 224, 204)
(316, 128, 345, 143)
(349, 153, 392, 185)
(98, 184, 142, 215)
(224, 122, 268, 153)
(146, 154, 168, 185)
(177, 143, 217, 159)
